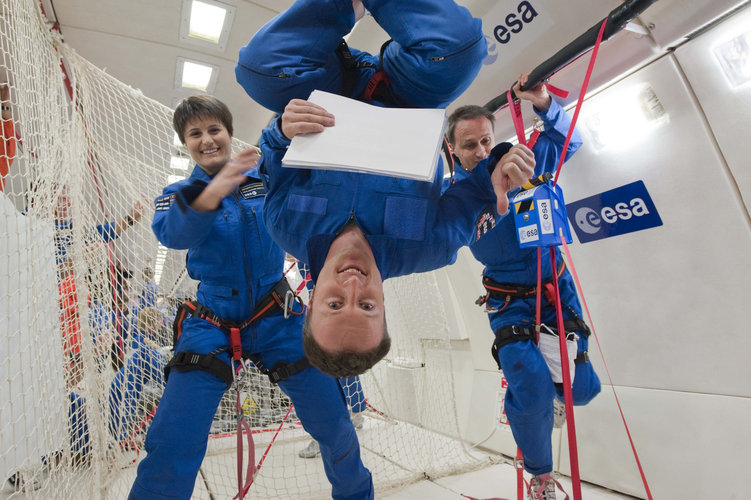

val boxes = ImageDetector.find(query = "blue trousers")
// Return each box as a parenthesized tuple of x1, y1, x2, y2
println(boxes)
(339, 376, 366, 413)
(235, 0, 486, 113)
(488, 275, 601, 476)
(129, 313, 373, 500)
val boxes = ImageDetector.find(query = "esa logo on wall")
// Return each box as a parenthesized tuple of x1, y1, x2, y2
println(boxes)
(483, 1, 553, 66)
(566, 181, 663, 243)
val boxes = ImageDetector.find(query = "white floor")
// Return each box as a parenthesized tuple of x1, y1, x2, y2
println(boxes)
(381, 462, 638, 499)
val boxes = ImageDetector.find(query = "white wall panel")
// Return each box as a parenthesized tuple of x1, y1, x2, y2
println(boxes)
(558, 385, 751, 499)
(673, 4, 751, 211)
(557, 54, 751, 397)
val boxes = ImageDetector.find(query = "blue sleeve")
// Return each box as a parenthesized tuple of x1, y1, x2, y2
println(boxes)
(434, 162, 498, 252)
(151, 181, 221, 250)
(258, 117, 293, 192)
(94, 222, 118, 242)
(532, 98, 583, 176)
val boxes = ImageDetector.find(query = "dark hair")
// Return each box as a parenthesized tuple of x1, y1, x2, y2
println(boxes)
(446, 105, 495, 144)
(173, 95, 233, 144)
(302, 303, 391, 377)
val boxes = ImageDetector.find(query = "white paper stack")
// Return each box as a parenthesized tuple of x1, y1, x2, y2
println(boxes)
(281, 90, 446, 182)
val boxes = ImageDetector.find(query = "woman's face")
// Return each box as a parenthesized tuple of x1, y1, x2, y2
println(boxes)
(183, 116, 232, 175)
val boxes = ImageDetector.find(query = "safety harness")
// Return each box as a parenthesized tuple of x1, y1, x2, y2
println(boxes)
(476, 260, 567, 313)
(166, 277, 307, 386)
(336, 38, 393, 104)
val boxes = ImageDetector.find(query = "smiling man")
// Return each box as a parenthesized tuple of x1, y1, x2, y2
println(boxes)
(239, 0, 536, 377)
(257, 99, 534, 378)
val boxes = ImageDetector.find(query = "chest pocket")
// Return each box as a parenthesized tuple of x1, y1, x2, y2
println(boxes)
(287, 194, 327, 215)
(384, 196, 427, 241)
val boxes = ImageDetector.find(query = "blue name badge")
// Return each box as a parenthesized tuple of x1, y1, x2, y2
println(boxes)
(511, 181, 573, 248)
(566, 180, 663, 244)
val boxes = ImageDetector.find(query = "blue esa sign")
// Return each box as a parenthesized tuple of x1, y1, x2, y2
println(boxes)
(566, 181, 663, 243)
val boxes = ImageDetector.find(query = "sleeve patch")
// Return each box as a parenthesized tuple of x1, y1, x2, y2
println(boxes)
(239, 181, 266, 199)
(155, 194, 176, 211)
(475, 205, 496, 240)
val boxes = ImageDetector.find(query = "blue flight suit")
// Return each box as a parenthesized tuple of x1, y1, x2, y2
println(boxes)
(446, 99, 601, 476)
(55, 220, 120, 266)
(69, 338, 167, 458)
(129, 167, 372, 500)
(235, 0, 486, 114)
(109, 333, 167, 441)
(259, 118, 501, 282)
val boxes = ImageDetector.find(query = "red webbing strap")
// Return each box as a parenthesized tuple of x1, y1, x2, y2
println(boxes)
(548, 248, 581, 500)
(255, 405, 293, 476)
(233, 390, 256, 500)
(295, 270, 311, 294)
(560, 237, 654, 500)
(544, 83, 569, 99)
(526, 129, 540, 150)
(515, 447, 525, 500)
(507, 90, 527, 146)
(552, 18, 608, 187)
(230, 327, 242, 362)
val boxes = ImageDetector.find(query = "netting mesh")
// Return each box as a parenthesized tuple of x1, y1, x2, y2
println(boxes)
(0, 1, 494, 498)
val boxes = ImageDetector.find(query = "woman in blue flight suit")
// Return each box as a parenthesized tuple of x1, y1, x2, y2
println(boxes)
(128, 96, 372, 500)
(445, 77, 601, 497)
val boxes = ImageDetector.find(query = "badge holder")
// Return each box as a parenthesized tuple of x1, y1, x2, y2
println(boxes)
(511, 173, 572, 249)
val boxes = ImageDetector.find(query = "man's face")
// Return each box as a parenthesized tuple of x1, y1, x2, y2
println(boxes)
(183, 116, 232, 175)
(450, 116, 495, 172)
(309, 227, 385, 353)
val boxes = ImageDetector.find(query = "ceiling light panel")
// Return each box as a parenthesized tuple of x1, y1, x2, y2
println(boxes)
(175, 57, 219, 93)
(180, 0, 236, 51)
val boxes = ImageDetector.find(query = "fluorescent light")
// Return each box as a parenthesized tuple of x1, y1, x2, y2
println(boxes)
(713, 29, 751, 89)
(189, 1, 227, 43)
(181, 60, 213, 91)
(581, 83, 669, 153)
(154, 244, 169, 284)
(173, 132, 183, 147)
(180, 0, 235, 51)
(170, 156, 190, 170)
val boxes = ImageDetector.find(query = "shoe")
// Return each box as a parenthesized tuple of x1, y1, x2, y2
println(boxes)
(553, 398, 566, 429)
(298, 439, 320, 459)
(528, 473, 557, 500)
(351, 412, 364, 430)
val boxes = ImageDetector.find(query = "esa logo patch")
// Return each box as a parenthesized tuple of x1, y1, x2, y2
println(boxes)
(475, 206, 496, 240)
(239, 181, 266, 200)
(566, 180, 662, 243)
(155, 194, 175, 211)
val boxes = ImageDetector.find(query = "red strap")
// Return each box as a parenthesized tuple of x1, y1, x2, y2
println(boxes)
(560, 237, 654, 500)
(548, 248, 582, 500)
(230, 327, 242, 362)
(544, 83, 569, 99)
(552, 18, 608, 187)
(515, 447, 525, 500)
(363, 70, 390, 101)
(526, 129, 540, 150)
(255, 405, 293, 475)
(507, 90, 527, 146)
(234, 391, 256, 500)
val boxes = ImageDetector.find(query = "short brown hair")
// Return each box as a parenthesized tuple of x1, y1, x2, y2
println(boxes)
(446, 104, 495, 144)
(173, 95, 233, 144)
(137, 307, 164, 337)
(302, 303, 391, 377)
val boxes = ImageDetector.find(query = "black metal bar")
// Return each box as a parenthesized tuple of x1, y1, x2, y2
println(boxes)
(484, 0, 659, 113)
